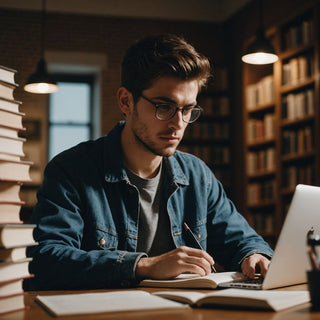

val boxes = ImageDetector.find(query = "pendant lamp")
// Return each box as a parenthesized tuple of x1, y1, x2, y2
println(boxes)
(24, 0, 58, 94)
(241, 0, 278, 65)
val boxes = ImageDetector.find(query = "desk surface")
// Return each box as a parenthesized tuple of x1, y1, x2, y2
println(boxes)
(3, 284, 319, 320)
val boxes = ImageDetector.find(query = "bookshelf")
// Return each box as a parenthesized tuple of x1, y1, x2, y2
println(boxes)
(242, 3, 320, 246)
(243, 60, 277, 242)
(278, 5, 319, 232)
(179, 67, 233, 196)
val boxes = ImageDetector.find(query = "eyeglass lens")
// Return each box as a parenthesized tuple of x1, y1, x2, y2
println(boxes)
(140, 95, 201, 123)
(156, 105, 201, 123)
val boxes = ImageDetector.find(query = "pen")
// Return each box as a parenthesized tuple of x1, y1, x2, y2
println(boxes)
(307, 233, 320, 270)
(307, 247, 319, 270)
(183, 222, 217, 273)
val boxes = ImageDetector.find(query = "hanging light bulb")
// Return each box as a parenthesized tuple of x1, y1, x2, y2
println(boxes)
(24, 58, 58, 94)
(24, 0, 58, 94)
(241, 0, 278, 65)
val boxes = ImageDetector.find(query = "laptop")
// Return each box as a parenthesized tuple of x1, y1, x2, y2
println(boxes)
(220, 184, 320, 290)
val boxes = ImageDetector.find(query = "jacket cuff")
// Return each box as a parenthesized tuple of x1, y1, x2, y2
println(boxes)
(117, 252, 147, 288)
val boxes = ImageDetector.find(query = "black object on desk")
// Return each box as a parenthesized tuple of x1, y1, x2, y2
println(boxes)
(307, 230, 320, 310)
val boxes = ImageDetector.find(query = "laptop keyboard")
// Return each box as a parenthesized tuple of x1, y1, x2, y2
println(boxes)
(219, 275, 264, 290)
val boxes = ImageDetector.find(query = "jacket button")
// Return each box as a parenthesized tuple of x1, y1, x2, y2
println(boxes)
(99, 238, 106, 246)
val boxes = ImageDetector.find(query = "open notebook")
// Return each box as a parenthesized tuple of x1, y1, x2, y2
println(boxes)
(220, 184, 320, 289)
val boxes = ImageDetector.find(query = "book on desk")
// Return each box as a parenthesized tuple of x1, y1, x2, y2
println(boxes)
(35, 290, 188, 317)
(35, 287, 310, 316)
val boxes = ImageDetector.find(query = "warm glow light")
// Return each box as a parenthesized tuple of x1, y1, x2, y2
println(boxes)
(24, 82, 59, 94)
(242, 52, 278, 65)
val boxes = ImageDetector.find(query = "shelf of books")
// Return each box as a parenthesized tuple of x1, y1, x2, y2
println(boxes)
(242, 2, 320, 247)
(243, 60, 277, 245)
(179, 67, 233, 196)
(0, 65, 37, 315)
(278, 6, 319, 229)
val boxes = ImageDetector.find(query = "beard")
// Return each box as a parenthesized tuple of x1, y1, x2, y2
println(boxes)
(131, 108, 180, 157)
(133, 130, 177, 157)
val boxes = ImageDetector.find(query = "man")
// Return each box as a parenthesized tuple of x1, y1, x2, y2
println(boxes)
(27, 34, 273, 290)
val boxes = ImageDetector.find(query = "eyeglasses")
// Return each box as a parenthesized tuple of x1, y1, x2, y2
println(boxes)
(140, 95, 203, 124)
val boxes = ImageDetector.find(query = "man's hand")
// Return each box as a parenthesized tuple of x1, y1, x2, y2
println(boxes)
(241, 253, 271, 278)
(135, 246, 215, 280)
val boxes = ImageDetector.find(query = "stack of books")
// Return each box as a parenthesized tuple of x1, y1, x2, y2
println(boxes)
(0, 65, 37, 315)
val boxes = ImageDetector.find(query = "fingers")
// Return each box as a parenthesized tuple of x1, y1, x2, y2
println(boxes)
(241, 253, 271, 279)
(176, 246, 214, 276)
(181, 246, 215, 266)
(241, 256, 256, 279)
(259, 257, 271, 277)
(135, 246, 215, 280)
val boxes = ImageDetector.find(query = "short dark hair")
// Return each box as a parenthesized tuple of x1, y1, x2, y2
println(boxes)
(121, 34, 211, 102)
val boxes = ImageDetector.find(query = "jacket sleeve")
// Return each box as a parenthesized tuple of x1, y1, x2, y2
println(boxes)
(27, 158, 145, 291)
(205, 169, 274, 271)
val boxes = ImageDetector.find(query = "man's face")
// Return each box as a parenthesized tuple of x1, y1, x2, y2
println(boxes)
(129, 77, 199, 157)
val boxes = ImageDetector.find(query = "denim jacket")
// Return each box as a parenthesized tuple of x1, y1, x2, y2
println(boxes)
(27, 121, 273, 290)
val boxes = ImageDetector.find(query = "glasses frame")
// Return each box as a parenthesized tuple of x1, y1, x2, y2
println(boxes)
(140, 95, 203, 124)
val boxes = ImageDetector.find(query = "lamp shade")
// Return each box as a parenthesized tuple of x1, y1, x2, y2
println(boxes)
(242, 27, 278, 65)
(24, 58, 58, 94)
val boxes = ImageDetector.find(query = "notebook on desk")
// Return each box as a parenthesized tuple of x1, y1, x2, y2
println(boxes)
(220, 184, 320, 290)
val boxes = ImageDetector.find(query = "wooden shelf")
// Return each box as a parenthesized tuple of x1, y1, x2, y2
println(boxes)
(241, 3, 320, 243)
(248, 170, 276, 180)
(280, 78, 315, 94)
(247, 138, 275, 149)
(247, 103, 275, 115)
(279, 43, 314, 60)
(281, 115, 314, 127)
(281, 151, 315, 162)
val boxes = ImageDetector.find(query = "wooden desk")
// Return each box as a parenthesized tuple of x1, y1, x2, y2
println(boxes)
(3, 285, 319, 320)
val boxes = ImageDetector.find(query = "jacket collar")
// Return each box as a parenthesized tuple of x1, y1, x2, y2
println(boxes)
(103, 121, 189, 186)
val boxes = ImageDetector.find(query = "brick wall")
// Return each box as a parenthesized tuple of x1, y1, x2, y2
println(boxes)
(1, 8, 225, 135)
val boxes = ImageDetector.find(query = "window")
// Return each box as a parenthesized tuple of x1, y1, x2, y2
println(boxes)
(48, 75, 93, 160)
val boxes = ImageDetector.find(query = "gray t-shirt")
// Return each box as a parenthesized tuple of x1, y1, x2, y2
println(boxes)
(126, 162, 174, 256)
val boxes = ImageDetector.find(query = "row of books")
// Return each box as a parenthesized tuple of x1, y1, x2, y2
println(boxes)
(281, 89, 314, 120)
(282, 126, 313, 156)
(179, 145, 230, 166)
(247, 114, 275, 143)
(247, 180, 275, 206)
(0, 65, 36, 315)
(199, 96, 230, 117)
(246, 75, 275, 110)
(282, 18, 313, 50)
(282, 163, 315, 189)
(247, 212, 274, 236)
(185, 122, 230, 140)
(247, 148, 275, 175)
(282, 55, 313, 86)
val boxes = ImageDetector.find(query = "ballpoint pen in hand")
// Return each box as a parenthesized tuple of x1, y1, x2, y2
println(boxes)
(183, 222, 217, 273)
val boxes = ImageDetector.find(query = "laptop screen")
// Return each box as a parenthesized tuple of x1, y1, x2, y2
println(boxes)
(263, 184, 320, 289)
